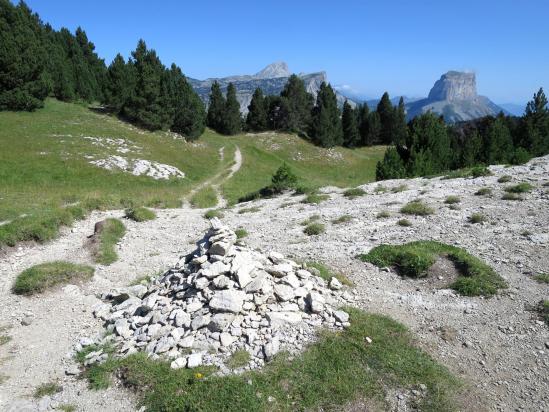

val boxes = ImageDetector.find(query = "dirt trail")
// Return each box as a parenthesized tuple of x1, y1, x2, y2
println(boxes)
(183, 145, 242, 208)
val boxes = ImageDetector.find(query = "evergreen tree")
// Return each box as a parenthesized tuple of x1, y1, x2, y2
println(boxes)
(393, 97, 408, 146)
(206, 81, 225, 132)
(483, 116, 514, 164)
(123, 39, 171, 130)
(222, 82, 241, 135)
(246, 88, 268, 131)
(310, 82, 342, 147)
(103, 53, 135, 112)
(461, 130, 483, 167)
(522, 88, 549, 156)
(0, 0, 49, 110)
(279, 74, 313, 132)
(167, 64, 206, 139)
(342, 100, 360, 147)
(366, 111, 382, 145)
(357, 103, 370, 146)
(376, 147, 406, 180)
(265, 95, 290, 131)
(377, 92, 395, 144)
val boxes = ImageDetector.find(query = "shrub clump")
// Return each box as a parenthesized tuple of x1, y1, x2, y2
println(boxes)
(306, 261, 353, 286)
(400, 201, 434, 216)
(235, 228, 248, 239)
(332, 215, 352, 224)
(13, 261, 94, 295)
(376, 211, 391, 219)
(497, 175, 512, 183)
(397, 219, 412, 227)
(302, 192, 329, 204)
(469, 213, 487, 224)
(204, 209, 224, 219)
(271, 163, 298, 193)
(534, 273, 549, 284)
(303, 223, 325, 236)
(34, 382, 63, 398)
(501, 192, 523, 201)
(359, 240, 506, 296)
(505, 183, 534, 193)
(125, 207, 156, 222)
(475, 188, 492, 196)
(444, 196, 460, 204)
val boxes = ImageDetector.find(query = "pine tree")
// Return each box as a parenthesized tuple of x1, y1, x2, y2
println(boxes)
(483, 116, 514, 164)
(393, 97, 408, 146)
(279, 74, 313, 132)
(342, 100, 360, 147)
(265, 95, 289, 131)
(246, 88, 268, 131)
(0, 0, 49, 110)
(222, 83, 241, 135)
(377, 92, 396, 144)
(461, 130, 483, 167)
(376, 147, 406, 180)
(103, 54, 135, 112)
(311, 82, 342, 147)
(357, 104, 370, 146)
(366, 111, 382, 145)
(522, 88, 549, 156)
(206, 81, 225, 132)
(167, 64, 205, 139)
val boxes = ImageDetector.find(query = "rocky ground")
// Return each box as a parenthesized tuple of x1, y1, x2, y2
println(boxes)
(0, 156, 548, 411)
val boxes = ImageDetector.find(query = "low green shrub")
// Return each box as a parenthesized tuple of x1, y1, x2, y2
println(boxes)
(505, 183, 534, 193)
(125, 207, 156, 222)
(400, 201, 434, 216)
(444, 196, 460, 204)
(303, 223, 325, 236)
(13, 261, 94, 295)
(343, 188, 366, 198)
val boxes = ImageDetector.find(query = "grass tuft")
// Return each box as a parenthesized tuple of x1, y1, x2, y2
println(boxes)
(469, 213, 487, 224)
(306, 261, 353, 286)
(539, 300, 549, 324)
(33, 381, 62, 398)
(93, 218, 125, 265)
(444, 195, 460, 204)
(332, 214, 352, 224)
(12, 261, 94, 295)
(475, 187, 492, 196)
(303, 223, 325, 236)
(497, 175, 512, 183)
(359, 240, 506, 296)
(501, 192, 523, 201)
(235, 228, 248, 239)
(400, 201, 434, 216)
(343, 188, 366, 198)
(300, 214, 321, 226)
(204, 209, 224, 219)
(397, 219, 412, 227)
(238, 206, 261, 214)
(533, 273, 549, 284)
(125, 207, 156, 222)
(376, 211, 391, 219)
(504, 183, 534, 193)
(391, 184, 408, 193)
(302, 193, 329, 205)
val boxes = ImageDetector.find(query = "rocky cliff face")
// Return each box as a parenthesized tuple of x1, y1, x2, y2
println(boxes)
(188, 62, 353, 114)
(406, 71, 505, 123)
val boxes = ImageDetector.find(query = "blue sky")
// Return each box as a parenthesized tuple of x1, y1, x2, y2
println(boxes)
(22, 0, 549, 103)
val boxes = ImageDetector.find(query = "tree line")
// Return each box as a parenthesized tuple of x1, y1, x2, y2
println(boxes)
(376, 88, 549, 180)
(0, 1, 205, 139)
(208, 73, 407, 150)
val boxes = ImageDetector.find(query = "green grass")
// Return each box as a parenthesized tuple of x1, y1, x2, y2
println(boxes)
(376, 210, 391, 219)
(302, 193, 329, 204)
(504, 183, 534, 193)
(125, 206, 156, 222)
(0, 326, 11, 346)
(374, 184, 388, 193)
(397, 218, 412, 227)
(190, 186, 219, 209)
(501, 193, 523, 201)
(469, 213, 487, 224)
(443, 166, 492, 179)
(235, 228, 248, 239)
(82, 309, 462, 412)
(444, 195, 460, 204)
(359, 241, 506, 296)
(33, 381, 62, 398)
(226, 349, 251, 369)
(303, 223, 325, 236)
(221, 131, 386, 205)
(497, 175, 512, 183)
(343, 188, 366, 198)
(306, 261, 353, 287)
(332, 214, 352, 224)
(534, 273, 549, 284)
(58, 404, 76, 412)
(400, 201, 434, 216)
(12, 261, 94, 295)
(204, 209, 224, 219)
(93, 218, 125, 265)
(0, 99, 228, 247)
(475, 187, 492, 196)
(300, 214, 321, 226)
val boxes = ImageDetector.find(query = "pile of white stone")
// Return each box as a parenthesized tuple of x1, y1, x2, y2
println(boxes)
(89, 218, 351, 372)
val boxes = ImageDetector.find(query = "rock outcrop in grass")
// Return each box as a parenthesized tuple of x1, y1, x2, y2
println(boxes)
(360, 241, 506, 296)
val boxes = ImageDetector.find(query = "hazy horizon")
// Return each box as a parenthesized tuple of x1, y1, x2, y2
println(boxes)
(19, 0, 549, 104)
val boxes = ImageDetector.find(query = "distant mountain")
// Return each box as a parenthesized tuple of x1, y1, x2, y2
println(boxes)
(497, 103, 525, 117)
(406, 71, 506, 122)
(188, 62, 354, 114)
